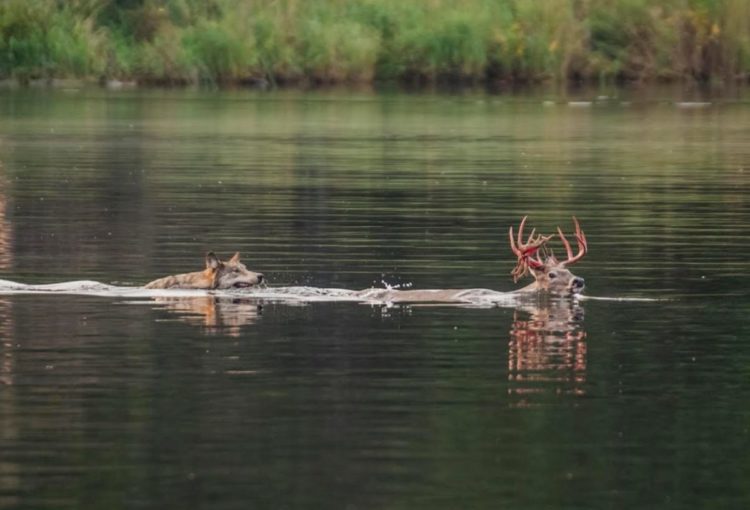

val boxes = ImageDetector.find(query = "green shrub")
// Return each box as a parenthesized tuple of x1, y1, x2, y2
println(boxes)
(299, 18, 381, 82)
(400, 10, 489, 80)
(252, 14, 299, 83)
(135, 28, 195, 83)
(182, 21, 248, 83)
(0, 1, 101, 80)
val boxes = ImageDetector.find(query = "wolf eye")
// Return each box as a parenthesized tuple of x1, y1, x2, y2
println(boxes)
(548, 272, 558, 279)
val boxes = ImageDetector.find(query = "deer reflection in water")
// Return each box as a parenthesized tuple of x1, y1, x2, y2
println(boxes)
(507, 297, 587, 405)
(0, 176, 11, 272)
(151, 296, 262, 337)
(0, 297, 18, 510)
(0, 178, 15, 386)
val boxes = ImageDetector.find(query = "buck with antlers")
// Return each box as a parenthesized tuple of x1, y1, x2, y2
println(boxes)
(354, 216, 588, 304)
(509, 216, 587, 295)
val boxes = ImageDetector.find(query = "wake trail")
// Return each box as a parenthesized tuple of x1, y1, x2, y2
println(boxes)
(0, 279, 657, 305)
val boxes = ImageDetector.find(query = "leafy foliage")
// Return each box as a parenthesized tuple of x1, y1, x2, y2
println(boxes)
(0, 0, 748, 85)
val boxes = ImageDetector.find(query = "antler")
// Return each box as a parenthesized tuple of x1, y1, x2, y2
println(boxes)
(509, 216, 552, 282)
(556, 216, 587, 266)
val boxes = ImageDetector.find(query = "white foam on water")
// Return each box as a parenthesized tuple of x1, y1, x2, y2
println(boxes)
(250, 286, 362, 303)
(0, 279, 221, 298)
(578, 295, 662, 303)
(0, 279, 659, 306)
(0, 279, 370, 301)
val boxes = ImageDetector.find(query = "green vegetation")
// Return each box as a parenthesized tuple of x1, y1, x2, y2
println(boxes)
(1, 0, 749, 86)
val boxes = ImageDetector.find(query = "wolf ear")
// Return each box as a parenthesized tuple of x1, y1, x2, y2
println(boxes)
(228, 252, 240, 264)
(205, 252, 222, 270)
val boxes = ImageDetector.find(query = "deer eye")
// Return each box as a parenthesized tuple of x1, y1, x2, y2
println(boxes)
(548, 272, 558, 279)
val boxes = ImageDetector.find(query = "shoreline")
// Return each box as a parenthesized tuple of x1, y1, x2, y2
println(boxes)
(1, 77, 748, 105)
(1, 75, 747, 92)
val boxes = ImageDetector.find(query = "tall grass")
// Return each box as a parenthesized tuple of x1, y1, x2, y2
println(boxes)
(1, 0, 748, 86)
(0, 1, 104, 82)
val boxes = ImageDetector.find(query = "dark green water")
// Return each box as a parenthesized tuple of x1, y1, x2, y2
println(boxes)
(0, 88, 748, 509)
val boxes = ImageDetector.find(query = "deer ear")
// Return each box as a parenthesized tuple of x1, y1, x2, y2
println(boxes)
(205, 252, 222, 270)
(228, 252, 240, 264)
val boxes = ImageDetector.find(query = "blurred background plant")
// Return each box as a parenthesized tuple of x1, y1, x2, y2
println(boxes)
(0, 0, 748, 86)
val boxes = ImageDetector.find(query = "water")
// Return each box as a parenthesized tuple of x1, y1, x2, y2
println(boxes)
(0, 87, 749, 509)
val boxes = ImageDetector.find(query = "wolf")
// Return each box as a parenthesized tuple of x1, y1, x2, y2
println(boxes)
(144, 252, 264, 290)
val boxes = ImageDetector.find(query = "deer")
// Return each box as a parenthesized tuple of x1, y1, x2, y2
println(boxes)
(508, 215, 587, 295)
(353, 216, 588, 304)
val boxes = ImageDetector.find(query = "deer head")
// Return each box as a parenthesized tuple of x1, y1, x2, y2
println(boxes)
(509, 216, 588, 295)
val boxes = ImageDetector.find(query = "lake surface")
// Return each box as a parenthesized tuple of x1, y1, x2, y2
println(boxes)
(0, 87, 748, 509)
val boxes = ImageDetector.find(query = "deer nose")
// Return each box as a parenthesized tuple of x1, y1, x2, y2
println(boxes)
(572, 277, 585, 288)
(257, 273, 265, 283)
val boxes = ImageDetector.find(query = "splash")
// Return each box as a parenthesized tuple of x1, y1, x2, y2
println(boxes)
(380, 279, 413, 290)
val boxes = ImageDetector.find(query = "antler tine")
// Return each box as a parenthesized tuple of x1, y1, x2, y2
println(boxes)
(533, 249, 544, 267)
(557, 216, 587, 265)
(516, 215, 528, 252)
(557, 225, 574, 260)
(510, 216, 532, 257)
(509, 216, 555, 281)
(509, 226, 521, 258)
(510, 217, 551, 256)
(526, 227, 536, 246)
(574, 216, 587, 251)
(511, 261, 524, 282)
(508, 215, 527, 258)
